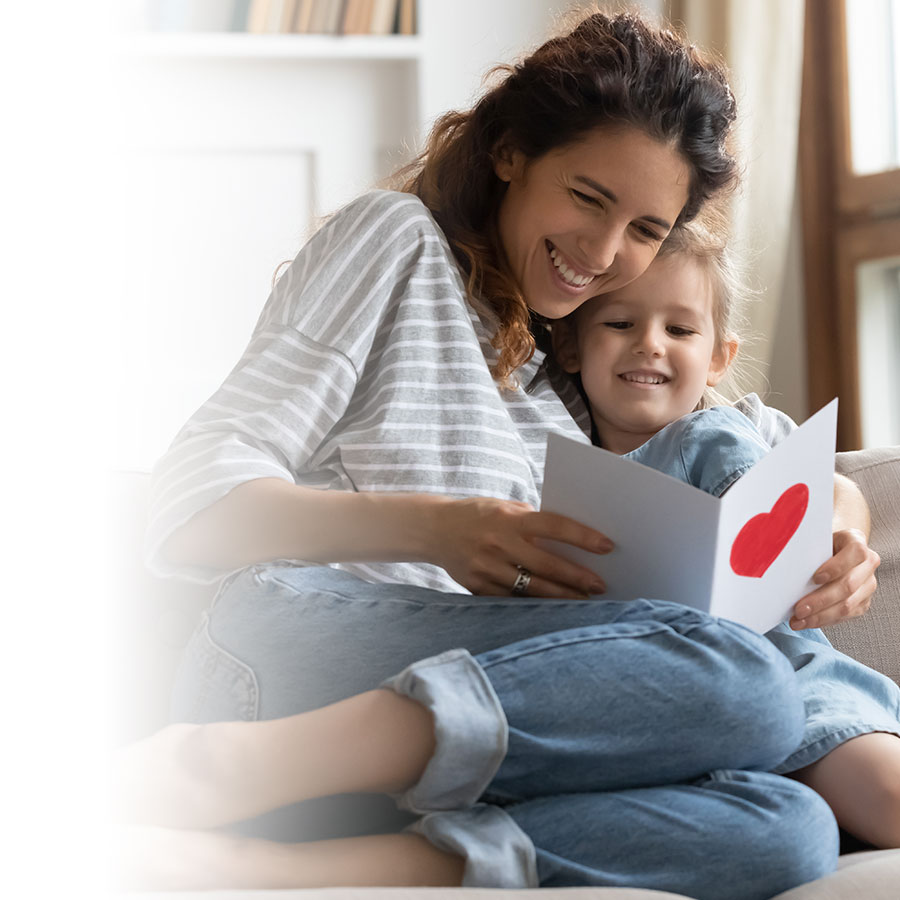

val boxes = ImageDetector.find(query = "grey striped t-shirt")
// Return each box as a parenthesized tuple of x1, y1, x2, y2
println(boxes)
(146, 190, 593, 587)
(146, 190, 795, 589)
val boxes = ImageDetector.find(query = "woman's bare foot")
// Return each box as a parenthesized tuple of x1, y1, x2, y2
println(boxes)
(113, 721, 270, 829)
(113, 690, 436, 829)
(113, 825, 255, 891)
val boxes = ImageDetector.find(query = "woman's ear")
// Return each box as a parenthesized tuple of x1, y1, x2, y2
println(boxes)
(551, 317, 582, 374)
(493, 142, 526, 184)
(707, 334, 739, 386)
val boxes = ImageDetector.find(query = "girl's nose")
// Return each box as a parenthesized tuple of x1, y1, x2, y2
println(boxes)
(633, 324, 665, 356)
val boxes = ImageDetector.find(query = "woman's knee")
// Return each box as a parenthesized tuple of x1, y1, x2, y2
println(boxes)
(691, 619, 806, 768)
(713, 772, 839, 893)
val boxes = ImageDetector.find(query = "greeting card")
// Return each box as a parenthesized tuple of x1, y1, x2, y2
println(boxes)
(540, 400, 838, 633)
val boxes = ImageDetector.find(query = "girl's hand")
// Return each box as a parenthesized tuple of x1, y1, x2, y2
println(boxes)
(790, 528, 880, 630)
(427, 497, 613, 598)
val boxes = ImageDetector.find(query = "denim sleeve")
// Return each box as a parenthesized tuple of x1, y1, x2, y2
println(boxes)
(626, 407, 771, 497)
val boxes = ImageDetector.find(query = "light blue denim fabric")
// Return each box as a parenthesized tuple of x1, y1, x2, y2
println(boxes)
(766, 622, 900, 773)
(171, 564, 838, 898)
(624, 404, 770, 498)
(624, 405, 900, 775)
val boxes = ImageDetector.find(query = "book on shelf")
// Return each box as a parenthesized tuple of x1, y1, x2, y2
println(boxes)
(231, 0, 253, 31)
(266, 0, 286, 32)
(327, 0, 348, 34)
(369, 0, 397, 35)
(307, 0, 343, 34)
(246, 0, 270, 33)
(152, 0, 415, 36)
(398, 0, 414, 35)
(279, 0, 299, 32)
(341, 0, 362, 34)
(292, 0, 316, 32)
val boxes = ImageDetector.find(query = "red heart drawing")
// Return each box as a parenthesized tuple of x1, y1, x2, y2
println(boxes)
(730, 483, 809, 578)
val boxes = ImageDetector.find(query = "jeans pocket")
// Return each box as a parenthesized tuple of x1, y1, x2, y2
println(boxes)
(169, 612, 260, 724)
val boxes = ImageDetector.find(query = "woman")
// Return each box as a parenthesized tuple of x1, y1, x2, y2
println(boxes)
(122, 11, 879, 898)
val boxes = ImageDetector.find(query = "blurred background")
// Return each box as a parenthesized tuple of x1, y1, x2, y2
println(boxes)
(110, 0, 900, 467)
(3, 4, 895, 891)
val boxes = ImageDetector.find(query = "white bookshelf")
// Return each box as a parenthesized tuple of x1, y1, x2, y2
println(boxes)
(115, 0, 590, 470)
(121, 31, 423, 60)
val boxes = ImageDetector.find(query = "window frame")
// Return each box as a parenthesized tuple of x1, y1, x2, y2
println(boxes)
(801, 0, 900, 449)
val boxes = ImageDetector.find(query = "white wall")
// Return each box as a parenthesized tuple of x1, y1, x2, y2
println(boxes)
(115, 0, 602, 471)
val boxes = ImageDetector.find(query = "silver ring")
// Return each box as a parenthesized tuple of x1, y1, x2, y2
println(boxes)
(511, 566, 532, 596)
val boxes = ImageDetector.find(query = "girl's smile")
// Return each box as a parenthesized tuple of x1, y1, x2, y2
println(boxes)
(554, 252, 737, 454)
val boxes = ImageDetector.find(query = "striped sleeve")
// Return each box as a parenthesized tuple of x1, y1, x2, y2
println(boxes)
(145, 328, 358, 581)
(145, 191, 445, 581)
(733, 393, 798, 448)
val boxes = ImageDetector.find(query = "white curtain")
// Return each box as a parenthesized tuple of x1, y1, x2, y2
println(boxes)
(664, 0, 806, 401)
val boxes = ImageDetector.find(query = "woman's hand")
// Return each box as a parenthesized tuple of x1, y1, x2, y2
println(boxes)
(790, 528, 880, 630)
(427, 496, 613, 598)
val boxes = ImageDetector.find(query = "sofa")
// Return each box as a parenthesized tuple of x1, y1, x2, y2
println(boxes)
(113, 445, 900, 899)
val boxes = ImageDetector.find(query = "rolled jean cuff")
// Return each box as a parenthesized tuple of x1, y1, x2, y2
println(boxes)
(381, 647, 507, 814)
(408, 804, 539, 888)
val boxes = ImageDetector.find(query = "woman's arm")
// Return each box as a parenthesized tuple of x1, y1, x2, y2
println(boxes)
(789, 473, 880, 630)
(162, 477, 613, 599)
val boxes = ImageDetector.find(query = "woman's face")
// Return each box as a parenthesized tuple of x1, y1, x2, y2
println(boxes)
(494, 126, 692, 319)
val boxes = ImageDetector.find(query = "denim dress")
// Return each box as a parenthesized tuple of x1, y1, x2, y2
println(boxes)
(628, 405, 900, 774)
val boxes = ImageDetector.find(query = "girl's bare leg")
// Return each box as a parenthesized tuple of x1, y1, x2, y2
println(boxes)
(115, 826, 464, 891)
(791, 732, 900, 848)
(115, 689, 435, 829)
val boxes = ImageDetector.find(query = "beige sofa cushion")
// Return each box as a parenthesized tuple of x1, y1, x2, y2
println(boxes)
(825, 447, 900, 685)
(132, 850, 900, 900)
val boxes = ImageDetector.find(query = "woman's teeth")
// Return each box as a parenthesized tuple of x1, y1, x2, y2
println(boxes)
(549, 246, 595, 287)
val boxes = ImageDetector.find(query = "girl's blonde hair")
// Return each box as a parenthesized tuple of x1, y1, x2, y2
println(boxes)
(654, 215, 752, 409)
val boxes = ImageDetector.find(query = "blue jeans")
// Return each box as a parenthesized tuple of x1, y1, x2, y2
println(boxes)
(171, 565, 838, 899)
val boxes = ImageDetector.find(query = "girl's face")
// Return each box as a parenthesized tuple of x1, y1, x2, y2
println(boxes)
(494, 126, 692, 320)
(555, 253, 737, 455)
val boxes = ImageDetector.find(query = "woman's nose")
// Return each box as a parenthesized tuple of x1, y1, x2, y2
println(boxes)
(577, 224, 625, 273)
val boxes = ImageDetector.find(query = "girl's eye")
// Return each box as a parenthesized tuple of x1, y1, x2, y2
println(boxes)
(604, 321, 632, 330)
(667, 326, 695, 336)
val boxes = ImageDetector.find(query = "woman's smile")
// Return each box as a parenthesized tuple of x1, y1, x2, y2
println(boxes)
(494, 126, 691, 319)
(547, 241, 599, 290)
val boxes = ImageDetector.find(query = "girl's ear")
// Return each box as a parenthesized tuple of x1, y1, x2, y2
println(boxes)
(707, 334, 739, 386)
(551, 317, 582, 374)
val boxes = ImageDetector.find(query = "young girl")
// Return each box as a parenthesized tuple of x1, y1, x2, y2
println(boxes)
(551, 224, 900, 850)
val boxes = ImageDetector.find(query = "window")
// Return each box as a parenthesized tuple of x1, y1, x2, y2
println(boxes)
(801, 0, 900, 448)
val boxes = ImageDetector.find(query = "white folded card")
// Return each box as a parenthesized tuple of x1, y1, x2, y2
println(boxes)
(540, 399, 838, 633)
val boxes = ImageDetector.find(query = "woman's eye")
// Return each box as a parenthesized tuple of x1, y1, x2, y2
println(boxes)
(635, 224, 662, 241)
(604, 321, 632, 330)
(572, 189, 600, 206)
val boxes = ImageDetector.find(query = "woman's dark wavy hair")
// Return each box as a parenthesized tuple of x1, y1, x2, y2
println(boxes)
(394, 10, 738, 387)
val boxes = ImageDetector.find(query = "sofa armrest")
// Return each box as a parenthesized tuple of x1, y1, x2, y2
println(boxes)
(823, 447, 900, 686)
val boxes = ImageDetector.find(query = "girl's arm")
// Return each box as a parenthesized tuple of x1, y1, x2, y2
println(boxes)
(162, 477, 613, 600)
(789, 474, 880, 630)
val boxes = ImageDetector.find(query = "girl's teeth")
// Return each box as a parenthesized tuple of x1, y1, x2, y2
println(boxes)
(549, 247, 594, 287)
(623, 373, 666, 384)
